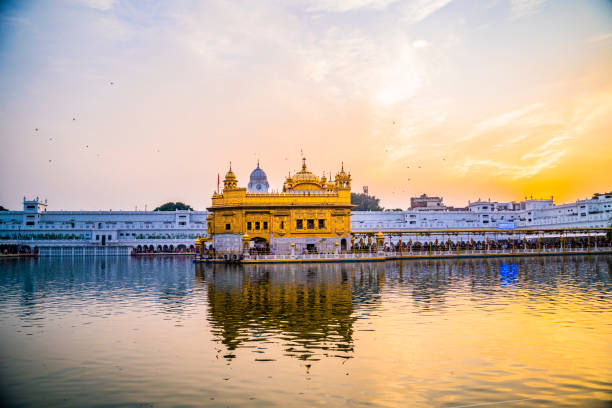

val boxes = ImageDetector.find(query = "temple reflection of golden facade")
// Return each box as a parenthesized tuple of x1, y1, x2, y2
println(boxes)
(205, 158, 353, 255)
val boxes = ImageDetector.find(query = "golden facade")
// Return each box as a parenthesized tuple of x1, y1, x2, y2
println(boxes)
(207, 159, 353, 253)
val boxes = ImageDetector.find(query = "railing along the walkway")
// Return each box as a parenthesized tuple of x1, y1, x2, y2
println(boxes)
(382, 246, 611, 258)
(233, 245, 611, 261)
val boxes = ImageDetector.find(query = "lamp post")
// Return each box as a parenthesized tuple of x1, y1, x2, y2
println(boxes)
(376, 231, 384, 256)
(587, 231, 590, 253)
(561, 233, 565, 253)
(457, 233, 460, 256)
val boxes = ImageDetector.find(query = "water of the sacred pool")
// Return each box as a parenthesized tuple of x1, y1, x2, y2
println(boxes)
(0, 256, 610, 407)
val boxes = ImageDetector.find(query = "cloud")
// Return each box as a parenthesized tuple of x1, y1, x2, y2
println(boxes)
(460, 103, 543, 142)
(455, 148, 566, 179)
(298, 27, 429, 106)
(456, 148, 566, 179)
(298, 29, 381, 96)
(401, 0, 453, 23)
(510, 0, 546, 19)
(520, 136, 572, 160)
(302, 0, 453, 18)
(73, 0, 117, 10)
(386, 143, 416, 161)
(304, 0, 399, 12)
(587, 32, 612, 44)
(455, 91, 612, 180)
(412, 39, 429, 48)
(1, 0, 610, 209)
(375, 96, 451, 165)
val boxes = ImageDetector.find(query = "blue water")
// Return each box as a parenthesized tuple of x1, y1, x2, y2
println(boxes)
(0, 256, 611, 407)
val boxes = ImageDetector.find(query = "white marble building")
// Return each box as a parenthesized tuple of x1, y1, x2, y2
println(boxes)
(351, 193, 612, 232)
(1, 191, 610, 255)
(0, 198, 208, 255)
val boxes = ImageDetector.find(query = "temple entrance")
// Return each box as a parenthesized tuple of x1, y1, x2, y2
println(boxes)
(251, 237, 269, 253)
(341, 239, 347, 251)
(101, 235, 106, 246)
(306, 244, 316, 253)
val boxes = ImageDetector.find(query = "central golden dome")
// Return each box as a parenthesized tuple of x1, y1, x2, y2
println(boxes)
(284, 158, 324, 191)
(293, 158, 319, 183)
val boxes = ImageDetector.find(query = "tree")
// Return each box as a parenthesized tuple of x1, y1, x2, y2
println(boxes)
(0, 205, 8, 211)
(351, 193, 383, 211)
(153, 202, 194, 211)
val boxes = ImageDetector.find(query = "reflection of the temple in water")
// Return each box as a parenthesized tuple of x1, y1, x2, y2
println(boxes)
(194, 263, 386, 361)
(194, 256, 610, 361)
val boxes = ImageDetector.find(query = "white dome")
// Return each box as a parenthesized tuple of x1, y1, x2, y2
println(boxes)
(247, 162, 269, 193)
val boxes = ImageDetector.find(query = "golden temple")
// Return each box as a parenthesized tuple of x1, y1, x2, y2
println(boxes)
(204, 158, 353, 254)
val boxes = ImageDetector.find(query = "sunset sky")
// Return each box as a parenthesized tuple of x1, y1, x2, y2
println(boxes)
(1, 0, 611, 211)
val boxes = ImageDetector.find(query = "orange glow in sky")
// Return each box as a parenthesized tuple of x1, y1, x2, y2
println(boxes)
(0, 0, 610, 210)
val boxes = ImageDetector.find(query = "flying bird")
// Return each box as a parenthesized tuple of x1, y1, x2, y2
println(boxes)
(110, 82, 114, 85)
(35, 128, 38, 131)
(72, 118, 76, 121)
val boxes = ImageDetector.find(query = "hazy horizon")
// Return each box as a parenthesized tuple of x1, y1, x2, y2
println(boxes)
(1, 0, 611, 211)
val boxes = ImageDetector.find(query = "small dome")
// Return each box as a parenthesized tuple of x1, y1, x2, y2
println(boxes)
(223, 163, 238, 191)
(224, 162, 236, 181)
(248, 161, 269, 193)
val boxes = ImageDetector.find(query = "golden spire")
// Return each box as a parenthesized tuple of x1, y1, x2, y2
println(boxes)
(302, 157, 307, 171)
(223, 161, 237, 190)
(334, 161, 350, 189)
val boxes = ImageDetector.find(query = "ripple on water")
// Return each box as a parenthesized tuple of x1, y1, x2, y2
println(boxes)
(0, 255, 610, 407)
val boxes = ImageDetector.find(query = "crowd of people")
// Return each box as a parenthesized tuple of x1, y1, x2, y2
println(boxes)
(4, 235, 609, 257)
(373, 235, 612, 253)
(132, 244, 195, 254)
(0, 245, 36, 255)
